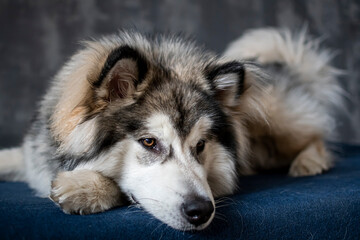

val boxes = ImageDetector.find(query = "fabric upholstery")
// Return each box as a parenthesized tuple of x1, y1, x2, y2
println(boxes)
(1, 143, 359, 239)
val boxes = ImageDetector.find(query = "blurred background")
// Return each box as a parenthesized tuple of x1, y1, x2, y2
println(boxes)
(0, 0, 359, 148)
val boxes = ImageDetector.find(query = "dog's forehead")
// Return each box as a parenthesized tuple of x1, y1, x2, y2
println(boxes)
(145, 112, 213, 143)
(140, 80, 217, 139)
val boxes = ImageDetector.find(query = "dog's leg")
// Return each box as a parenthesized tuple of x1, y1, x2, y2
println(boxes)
(50, 169, 123, 215)
(288, 139, 332, 177)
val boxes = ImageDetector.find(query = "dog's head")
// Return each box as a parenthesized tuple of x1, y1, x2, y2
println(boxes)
(50, 32, 261, 230)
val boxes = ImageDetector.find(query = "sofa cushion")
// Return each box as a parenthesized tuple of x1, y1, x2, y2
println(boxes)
(1, 143, 359, 239)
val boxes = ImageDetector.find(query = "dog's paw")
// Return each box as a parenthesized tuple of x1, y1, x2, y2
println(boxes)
(50, 170, 122, 215)
(289, 156, 326, 177)
(288, 140, 332, 177)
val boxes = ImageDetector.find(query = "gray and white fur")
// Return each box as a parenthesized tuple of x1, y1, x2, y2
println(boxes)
(0, 28, 342, 231)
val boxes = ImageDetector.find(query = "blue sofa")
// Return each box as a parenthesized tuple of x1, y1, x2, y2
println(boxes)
(1, 143, 359, 239)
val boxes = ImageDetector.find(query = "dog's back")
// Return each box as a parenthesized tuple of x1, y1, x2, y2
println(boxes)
(224, 28, 343, 175)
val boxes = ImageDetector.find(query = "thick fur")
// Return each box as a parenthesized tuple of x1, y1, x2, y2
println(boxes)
(223, 28, 343, 174)
(0, 28, 342, 231)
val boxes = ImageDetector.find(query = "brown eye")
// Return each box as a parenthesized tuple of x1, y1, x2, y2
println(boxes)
(141, 138, 156, 148)
(196, 140, 205, 155)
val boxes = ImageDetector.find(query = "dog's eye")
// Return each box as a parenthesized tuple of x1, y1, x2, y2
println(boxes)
(140, 138, 157, 149)
(196, 140, 206, 155)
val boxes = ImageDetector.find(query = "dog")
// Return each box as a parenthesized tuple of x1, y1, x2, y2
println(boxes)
(0, 28, 342, 231)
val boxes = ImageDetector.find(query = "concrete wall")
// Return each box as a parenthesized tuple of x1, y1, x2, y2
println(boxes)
(0, 0, 359, 147)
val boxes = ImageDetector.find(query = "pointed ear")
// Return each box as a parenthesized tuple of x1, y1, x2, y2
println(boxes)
(205, 61, 246, 107)
(93, 46, 148, 101)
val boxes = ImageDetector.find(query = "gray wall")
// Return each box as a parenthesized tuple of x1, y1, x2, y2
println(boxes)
(0, 0, 359, 148)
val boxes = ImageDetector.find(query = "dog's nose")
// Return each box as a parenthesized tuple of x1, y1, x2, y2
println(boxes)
(181, 196, 214, 226)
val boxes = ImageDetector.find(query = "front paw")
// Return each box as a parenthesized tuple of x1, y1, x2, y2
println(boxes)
(50, 170, 122, 215)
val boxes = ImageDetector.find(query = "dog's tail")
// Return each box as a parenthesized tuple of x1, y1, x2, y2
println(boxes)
(0, 147, 25, 181)
(223, 27, 344, 137)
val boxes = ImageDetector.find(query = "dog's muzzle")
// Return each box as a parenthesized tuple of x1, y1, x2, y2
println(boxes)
(181, 196, 214, 227)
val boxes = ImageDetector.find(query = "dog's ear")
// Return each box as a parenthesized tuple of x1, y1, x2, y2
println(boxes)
(50, 45, 149, 147)
(93, 46, 148, 101)
(205, 61, 246, 107)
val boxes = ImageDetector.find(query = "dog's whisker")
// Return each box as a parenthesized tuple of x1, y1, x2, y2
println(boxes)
(123, 207, 145, 215)
(214, 215, 228, 223)
(134, 197, 161, 203)
(214, 211, 228, 223)
(151, 222, 166, 235)
(215, 203, 235, 209)
(215, 201, 233, 206)
(163, 185, 183, 198)
(215, 196, 236, 203)
(215, 212, 227, 218)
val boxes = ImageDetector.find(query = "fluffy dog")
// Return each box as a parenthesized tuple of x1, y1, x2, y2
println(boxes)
(0, 28, 342, 230)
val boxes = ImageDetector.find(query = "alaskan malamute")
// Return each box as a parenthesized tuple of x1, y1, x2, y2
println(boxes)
(0, 28, 342, 230)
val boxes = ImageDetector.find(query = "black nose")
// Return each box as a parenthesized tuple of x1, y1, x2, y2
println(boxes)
(181, 196, 214, 226)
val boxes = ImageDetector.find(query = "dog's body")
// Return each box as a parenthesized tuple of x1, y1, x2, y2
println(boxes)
(0, 28, 342, 230)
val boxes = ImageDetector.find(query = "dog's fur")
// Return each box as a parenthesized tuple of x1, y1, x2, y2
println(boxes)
(0, 28, 342, 230)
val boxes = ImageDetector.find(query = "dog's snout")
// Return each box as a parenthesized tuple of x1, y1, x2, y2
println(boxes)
(181, 197, 214, 226)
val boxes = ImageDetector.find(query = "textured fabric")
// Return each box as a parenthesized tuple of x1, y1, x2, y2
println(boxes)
(1, 1, 360, 148)
(0, 144, 359, 240)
